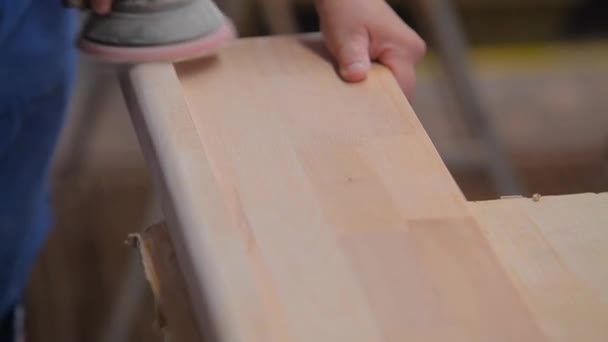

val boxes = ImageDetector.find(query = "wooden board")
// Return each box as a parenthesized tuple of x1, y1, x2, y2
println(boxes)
(120, 34, 546, 341)
(471, 193, 608, 342)
(139, 193, 608, 342)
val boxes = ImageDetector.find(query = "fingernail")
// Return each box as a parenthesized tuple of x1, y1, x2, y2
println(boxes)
(344, 61, 367, 74)
(341, 61, 368, 82)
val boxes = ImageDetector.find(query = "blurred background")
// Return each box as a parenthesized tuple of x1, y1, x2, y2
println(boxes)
(26, 0, 608, 341)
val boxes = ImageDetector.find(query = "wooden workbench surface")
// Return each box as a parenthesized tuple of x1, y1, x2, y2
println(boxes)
(140, 193, 608, 342)
(122, 34, 557, 341)
(472, 193, 608, 341)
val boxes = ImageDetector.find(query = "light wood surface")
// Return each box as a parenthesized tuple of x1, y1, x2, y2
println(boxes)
(24, 39, 608, 342)
(121, 34, 545, 341)
(472, 193, 608, 342)
(139, 193, 608, 342)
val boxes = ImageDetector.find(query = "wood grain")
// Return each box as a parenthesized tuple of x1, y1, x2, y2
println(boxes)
(139, 193, 608, 342)
(473, 193, 608, 342)
(121, 34, 546, 341)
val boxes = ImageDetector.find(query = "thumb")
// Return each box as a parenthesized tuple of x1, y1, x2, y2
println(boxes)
(332, 32, 371, 83)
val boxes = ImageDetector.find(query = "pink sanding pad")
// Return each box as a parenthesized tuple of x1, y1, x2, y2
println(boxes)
(78, 21, 236, 63)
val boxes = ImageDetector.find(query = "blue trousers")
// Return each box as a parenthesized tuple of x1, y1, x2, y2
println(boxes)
(0, 0, 77, 318)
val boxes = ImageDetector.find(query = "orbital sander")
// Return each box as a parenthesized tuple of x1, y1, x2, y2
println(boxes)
(65, 0, 236, 63)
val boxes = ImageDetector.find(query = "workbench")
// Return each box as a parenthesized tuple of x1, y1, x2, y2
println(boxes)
(119, 34, 607, 341)
(136, 192, 608, 342)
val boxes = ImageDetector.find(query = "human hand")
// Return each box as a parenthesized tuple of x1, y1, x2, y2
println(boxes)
(315, 0, 426, 96)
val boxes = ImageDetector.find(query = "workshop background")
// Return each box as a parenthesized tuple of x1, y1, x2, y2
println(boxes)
(26, 0, 608, 341)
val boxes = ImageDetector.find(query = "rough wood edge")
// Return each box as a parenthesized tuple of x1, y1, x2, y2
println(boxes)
(135, 222, 203, 342)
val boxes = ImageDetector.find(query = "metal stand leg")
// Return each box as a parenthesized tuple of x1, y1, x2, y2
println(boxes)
(410, 0, 524, 195)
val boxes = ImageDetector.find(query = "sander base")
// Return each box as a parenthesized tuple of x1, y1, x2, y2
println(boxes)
(76, 0, 236, 63)
(79, 20, 235, 63)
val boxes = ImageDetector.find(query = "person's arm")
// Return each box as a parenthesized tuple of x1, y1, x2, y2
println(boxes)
(315, 0, 426, 95)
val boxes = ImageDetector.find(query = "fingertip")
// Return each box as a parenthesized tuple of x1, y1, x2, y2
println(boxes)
(340, 61, 370, 82)
(401, 83, 414, 98)
(397, 71, 416, 98)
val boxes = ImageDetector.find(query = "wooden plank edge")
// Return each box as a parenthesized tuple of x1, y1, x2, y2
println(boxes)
(129, 223, 203, 342)
(119, 64, 233, 342)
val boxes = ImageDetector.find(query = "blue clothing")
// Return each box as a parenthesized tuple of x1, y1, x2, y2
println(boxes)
(0, 0, 77, 318)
